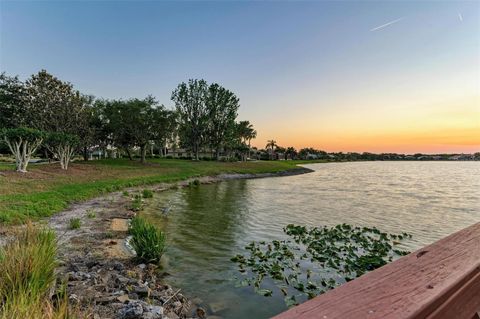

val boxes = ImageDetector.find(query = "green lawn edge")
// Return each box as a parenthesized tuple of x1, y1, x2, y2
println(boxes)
(0, 159, 325, 224)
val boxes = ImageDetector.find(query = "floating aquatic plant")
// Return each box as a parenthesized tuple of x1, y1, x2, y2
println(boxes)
(231, 224, 412, 306)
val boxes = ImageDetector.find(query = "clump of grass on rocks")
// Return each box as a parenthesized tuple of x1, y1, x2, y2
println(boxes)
(68, 218, 81, 229)
(142, 189, 154, 198)
(0, 223, 72, 318)
(129, 216, 166, 264)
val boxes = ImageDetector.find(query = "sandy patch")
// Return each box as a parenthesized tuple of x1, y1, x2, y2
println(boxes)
(111, 218, 129, 232)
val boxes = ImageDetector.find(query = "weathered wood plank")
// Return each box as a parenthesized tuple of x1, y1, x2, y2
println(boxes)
(273, 222, 480, 319)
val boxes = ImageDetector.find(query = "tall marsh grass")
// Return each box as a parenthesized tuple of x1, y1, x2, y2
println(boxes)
(129, 216, 166, 264)
(0, 224, 73, 318)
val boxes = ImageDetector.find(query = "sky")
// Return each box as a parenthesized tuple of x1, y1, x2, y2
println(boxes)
(0, 0, 479, 154)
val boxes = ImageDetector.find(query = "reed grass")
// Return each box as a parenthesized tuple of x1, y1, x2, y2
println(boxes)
(129, 216, 166, 264)
(0, 224, 74, 318)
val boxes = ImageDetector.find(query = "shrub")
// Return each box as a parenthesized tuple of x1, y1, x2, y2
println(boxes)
(86, 210, 96, 218)
(0, 224, 59, 316)
(129, 216, 166, 264)
(142, 189, 153, 198)
(130, 196, 143, 211)
(189, 179, 201, 187)
(68, 218, 81, 229)
(123, 191, 129, 197)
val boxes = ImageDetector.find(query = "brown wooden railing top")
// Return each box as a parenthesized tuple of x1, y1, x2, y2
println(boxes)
(273, 222, 480, 319)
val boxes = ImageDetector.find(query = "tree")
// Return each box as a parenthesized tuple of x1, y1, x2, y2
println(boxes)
(75, 95, 99, 161)
(23, 70, 87, 135)
(171, 79, 208, 160)
(237, 120, 257, 159)
(150, 108, 176, 157)
(266, 139, 277, 160)
(46, 132, 79, 170)
(206, 83, 240, 160)
(102, 97, 165, 164)
(286, 147, 297, 160)
(0, 73, 27, 129)
(1, 128, 44, 172)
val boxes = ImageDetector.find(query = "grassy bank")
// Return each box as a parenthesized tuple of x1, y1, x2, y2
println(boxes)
(0, 158, 322, 224)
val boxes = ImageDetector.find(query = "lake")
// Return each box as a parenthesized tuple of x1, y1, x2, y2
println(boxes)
(142, 161, 480, 319)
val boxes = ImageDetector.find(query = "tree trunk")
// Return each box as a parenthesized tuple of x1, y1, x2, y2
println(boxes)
(194, 143, 199, 160)
(140, 145, 146, 164)
(83, 146, 88, 161)
(126, 148, 133, 161)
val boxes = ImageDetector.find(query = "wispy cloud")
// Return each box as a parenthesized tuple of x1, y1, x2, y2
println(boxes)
(458, 12, 463, 22)
(370, 17, 404, 32)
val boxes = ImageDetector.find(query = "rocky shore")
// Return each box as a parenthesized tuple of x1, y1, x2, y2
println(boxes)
(41, 167, 313, 318)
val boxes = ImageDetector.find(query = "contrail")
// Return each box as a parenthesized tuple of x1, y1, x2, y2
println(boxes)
(370, 17, 404, 32)
(458, 13, 463, 22)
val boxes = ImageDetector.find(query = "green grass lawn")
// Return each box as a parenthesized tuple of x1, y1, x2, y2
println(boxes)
(0, 158, 322, 224)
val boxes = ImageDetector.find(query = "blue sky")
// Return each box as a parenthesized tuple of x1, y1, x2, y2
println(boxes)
(1, 1, 478, 152)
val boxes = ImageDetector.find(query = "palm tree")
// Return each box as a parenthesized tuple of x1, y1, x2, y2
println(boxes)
(237, 121, 257, 159)
(265, 139, 277, 160)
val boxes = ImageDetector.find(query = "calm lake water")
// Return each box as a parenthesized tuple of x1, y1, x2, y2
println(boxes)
(142, 161, 480, 319)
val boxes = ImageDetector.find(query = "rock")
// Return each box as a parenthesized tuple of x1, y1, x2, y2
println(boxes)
(97, 295, 117, 304)
(196, 307, 207, 319)
(119, 301, 144, 318)
(113, 290, 126, 296)
(86, 260, 99, 269)
(68, 271, 91, 281)
(138, 264, 146, 270)
(112, 273, 126, 284)
(143, 305, 163, 318)
(113, 261, 125, 271)
(209, 302, 227, 314)
(150, 290, 163, 299)
(165, 311, 180, 319)
(117, 294, 130, 303)
(134, 285, 150, 297)
(68, 294, 80, 305)
(128, 292, 139, 300)
(172, 301, 182, 312)
(191, 297, 203, 305)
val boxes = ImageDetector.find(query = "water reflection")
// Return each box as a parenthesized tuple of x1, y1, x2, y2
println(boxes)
(142, 161, 480, 319)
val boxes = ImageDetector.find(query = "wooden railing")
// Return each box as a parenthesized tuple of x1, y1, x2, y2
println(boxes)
(273, 222, 480, 319)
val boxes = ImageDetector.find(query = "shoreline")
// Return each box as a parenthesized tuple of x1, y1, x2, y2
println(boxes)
(40, 165, 315, 318)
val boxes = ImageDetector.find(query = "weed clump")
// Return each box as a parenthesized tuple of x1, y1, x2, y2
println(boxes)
(129, 216, 166, 264)
(68, 218, 81, 230)
(142, 189, 154, 198)
(0, 224, 70, 317)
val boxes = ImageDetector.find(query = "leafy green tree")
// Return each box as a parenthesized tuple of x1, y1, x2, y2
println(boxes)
(102, 97, 167, 163)
(171, 79, 209, 160)
(150, 108, 177, 157)
(1, 128, 45, 172)
(0, 73, 27, 129)
(206, 83, 240, 160)
(23, 70, 87, 136)
(286, 147, 297, 160)
(46, 132, 79, 170)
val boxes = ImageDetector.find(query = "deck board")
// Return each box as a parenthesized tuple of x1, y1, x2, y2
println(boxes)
(273, 222, 480, 319)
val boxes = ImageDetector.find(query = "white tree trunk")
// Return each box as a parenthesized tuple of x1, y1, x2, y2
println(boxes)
(4, 137, 42, 173)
